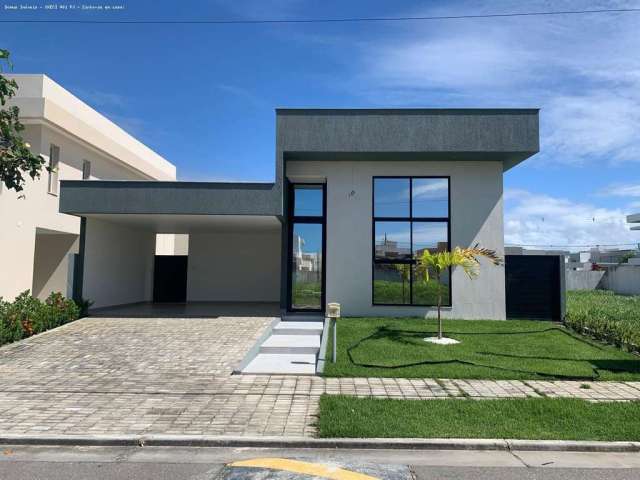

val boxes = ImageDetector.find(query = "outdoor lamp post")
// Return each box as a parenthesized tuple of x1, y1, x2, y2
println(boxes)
(327, 302, 340, 363)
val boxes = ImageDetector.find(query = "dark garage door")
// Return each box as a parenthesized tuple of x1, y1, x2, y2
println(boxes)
(153, 256, 188, 303)
(505, 255, 563, 321)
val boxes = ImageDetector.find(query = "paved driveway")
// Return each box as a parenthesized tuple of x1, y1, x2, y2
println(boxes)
(0, 317, 318, 437)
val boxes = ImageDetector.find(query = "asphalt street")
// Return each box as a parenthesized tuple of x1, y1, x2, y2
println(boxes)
(0, 445, 639, 480)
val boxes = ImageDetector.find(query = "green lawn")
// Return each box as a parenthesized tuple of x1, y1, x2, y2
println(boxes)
(323, 317, 640, 380)
(292, 281, 321, 309)
(318, 396, 640, 441)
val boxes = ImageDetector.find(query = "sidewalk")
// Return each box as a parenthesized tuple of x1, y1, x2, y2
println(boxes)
(2, 376, 640, 438)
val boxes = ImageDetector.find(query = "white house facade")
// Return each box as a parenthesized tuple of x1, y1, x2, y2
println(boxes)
(0, 74, 178, 301)
(58, 109, 539, 320)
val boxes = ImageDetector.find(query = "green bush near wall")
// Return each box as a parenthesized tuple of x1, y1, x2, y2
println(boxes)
(565, 290, 640, 352)
(0, 291, 80, 347)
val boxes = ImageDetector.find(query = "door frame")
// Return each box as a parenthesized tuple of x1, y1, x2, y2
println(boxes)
(286, 182, 327, 313)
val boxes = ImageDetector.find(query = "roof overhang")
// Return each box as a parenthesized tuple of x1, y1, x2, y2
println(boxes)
(276, 108, 540, 171)
(60, 180, 281, 217)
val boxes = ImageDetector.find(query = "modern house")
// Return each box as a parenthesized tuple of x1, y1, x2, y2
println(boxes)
(59, 109, 539, 319)
(629, 213, 640, 231)
(0, 74, 181, 301)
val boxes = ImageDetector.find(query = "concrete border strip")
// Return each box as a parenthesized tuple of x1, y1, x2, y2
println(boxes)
(0, 434, 638, 452)
(233, 318, 280, 374)
(316, 317, 330, 374)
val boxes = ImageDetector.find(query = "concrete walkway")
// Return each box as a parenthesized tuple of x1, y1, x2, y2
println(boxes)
(0, 318, 639, 439)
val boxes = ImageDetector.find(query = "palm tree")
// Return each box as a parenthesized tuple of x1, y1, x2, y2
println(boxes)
(416, 245, 503, 342)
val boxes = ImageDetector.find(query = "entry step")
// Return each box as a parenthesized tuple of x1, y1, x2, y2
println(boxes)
(260, 334, 320, 354)
(242, 353, 317, 375)
(273, 321, 324, 335)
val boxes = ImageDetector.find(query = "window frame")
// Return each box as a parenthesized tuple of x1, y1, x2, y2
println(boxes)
(286, 182, 327, 313)
(372, 176, 452, 307)
(47, 144, 60, 196)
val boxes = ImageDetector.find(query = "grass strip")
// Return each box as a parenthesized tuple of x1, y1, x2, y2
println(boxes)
(318, 395, 640, 441)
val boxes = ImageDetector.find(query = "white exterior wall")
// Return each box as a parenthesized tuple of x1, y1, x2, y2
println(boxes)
(287, 160, 506, 319)
(83, 218, 155, 309)
(187, 231, 281, 302)
(0, 75, 176, 301)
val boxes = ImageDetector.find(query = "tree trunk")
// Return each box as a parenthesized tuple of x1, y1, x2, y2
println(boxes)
(436, 271, 443, 339)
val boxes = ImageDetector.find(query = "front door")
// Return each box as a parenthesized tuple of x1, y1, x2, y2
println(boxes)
(287, 184, 326, 312)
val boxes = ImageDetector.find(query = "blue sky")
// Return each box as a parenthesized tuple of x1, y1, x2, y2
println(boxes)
(2, 0, 640, 249)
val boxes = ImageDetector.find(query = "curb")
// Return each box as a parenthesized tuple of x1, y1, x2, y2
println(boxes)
(0, 434, 638, 452)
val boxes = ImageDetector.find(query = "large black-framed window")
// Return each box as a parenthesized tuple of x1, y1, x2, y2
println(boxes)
(287, 183, 326, 312)
(372, 176, 451, 306)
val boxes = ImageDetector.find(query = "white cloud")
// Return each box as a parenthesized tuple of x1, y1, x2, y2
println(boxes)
(504, 188, 638, 249)
(352, 0, 640, 165)
(598, 183, 640, 197)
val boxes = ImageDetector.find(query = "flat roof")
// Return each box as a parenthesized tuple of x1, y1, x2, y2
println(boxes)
(7, 74, 176, 181)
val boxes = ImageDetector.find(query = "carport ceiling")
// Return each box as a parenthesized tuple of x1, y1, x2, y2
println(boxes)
(85, 214, 281, 233)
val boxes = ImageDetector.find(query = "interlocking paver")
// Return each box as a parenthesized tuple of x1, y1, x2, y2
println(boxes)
(0, 317, 639, 438)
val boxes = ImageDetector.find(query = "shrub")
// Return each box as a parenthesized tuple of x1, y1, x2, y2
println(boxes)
(0, 291, 80, 347)
(565, 290, 640, 351)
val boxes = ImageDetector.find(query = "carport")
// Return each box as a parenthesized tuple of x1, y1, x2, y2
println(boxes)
(59, 180, 284, 317)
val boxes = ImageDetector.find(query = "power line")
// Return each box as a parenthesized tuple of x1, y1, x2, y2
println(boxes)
(1, 8, 639, 24)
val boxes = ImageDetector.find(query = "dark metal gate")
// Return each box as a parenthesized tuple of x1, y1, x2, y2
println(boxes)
(505, 255, 565, 321)
(153, 255, 188, 303)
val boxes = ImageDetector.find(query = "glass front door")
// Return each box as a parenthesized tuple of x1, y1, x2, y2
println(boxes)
(288, 184, 325, 311)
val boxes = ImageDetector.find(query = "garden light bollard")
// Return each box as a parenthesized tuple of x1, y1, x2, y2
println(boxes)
(327, 302, 341, 363)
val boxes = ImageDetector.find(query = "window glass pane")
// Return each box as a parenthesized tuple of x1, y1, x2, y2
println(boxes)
(48, 145, 60, 195)
(412, 267, 450, 306)
(294, 185, 323, 217)
(412, 222, 448, 258)
(291, 223, 323, 309)
(374, 178, 410, 217)
(373, 263, 411, 304)
(375, 221, 411, 261)
(82, 160, 91, 180)
(412, 178, 449, 217)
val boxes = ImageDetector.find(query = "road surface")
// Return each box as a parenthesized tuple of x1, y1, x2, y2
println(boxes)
(1, 445, 639, 479)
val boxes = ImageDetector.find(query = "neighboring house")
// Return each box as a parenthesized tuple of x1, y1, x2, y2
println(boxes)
(629, 213, 640, 231)
(0, 74, 178, 301)
(59, 108, 539, 319)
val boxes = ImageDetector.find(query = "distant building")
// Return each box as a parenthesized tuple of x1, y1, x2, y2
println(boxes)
(505, 247, 570, 257)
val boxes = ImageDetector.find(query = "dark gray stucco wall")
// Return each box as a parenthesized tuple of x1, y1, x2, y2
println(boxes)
(60, 181, 281, 216)
(275, 109, 539, 175)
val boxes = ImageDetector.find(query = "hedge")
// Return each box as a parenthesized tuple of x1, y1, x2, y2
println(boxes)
(565, 290, 640, 352)
(0, 291, 80, 347)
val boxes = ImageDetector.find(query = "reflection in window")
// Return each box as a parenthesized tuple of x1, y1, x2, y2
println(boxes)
(374, 222, 411, 261)
(373, 264, 411, 304)
(292, 223, 323, 310)
(373, 178, 410, 217)
(412, 178, 449, 217)
(412, 222, 448, 258)
(372, 177, 450, 306)
(294, 185, 323, 217)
